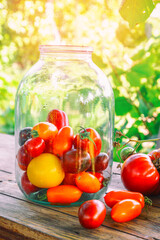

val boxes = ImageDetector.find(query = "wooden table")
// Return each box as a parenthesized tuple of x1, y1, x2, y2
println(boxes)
(0, 133, 160, 240)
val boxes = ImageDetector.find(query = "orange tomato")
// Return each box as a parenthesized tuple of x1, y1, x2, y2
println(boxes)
(47, 185, 82, 204)
(32, 122, 58, 141)
(75, 172, 101, 193)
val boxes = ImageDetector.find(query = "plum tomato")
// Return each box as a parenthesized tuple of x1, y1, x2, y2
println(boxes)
(89, 152, 109, 172)
(62, 149, 91, 173)
(88, 171, 104, 189)
(78, 200, 106, 229)
(75, 172, 101, 193)
(111, 199, 142, 223)
(62, 173, 77, 185)
(32, 122, 58, 141)
(121, 153, 160, 195)
(27, 153, 65, 188)
(47, 109, 69, 130)
(47, 185, 82, 204)
(24, 137, 45, 158)
(53, 126, 73, 157)
(73, 127, 102, 158)
(17, 146, 32, 171)
(21, 172, 39, 195)
(19, 127, 32, 146)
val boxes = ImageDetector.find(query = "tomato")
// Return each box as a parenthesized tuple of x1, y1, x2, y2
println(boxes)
(104, 190, 145, 208)
(62, 173, 77, 185)
(121, 153, 159, 195)
(88, 172, 104, 189)
(63, 149, 91, 173)
(53, 126, 73, 157)
(47, 185, 82, 204)
(19, 127, 32, 146)
(24, 137, 45, 158)
(89, 152, 109, 172)
(21, 172, 39, 195)
(75, 172, 101, 193)
(27, 153, 65, 188)
(17, 146, 32, 171)
(78, 200, 106, 229)
(111, 199, 142, 223)
(148, 148, 160, 162)
(47, 109, 69, 130)
(73, 127, 102, 158)
(32, 122, 58, 141)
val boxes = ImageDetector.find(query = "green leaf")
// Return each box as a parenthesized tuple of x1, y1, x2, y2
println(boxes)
(115, 97, 133, 116)
(126, 71, 141, 87)
(119, 0, 155, 28)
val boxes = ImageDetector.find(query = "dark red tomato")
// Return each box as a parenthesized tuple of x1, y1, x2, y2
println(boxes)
(111, 199, 142, 223)
(44, 138, 54, 154)
(17, 146, 32, 171)
(148, 148, 160, 162)
(47, 109, 69, 130)
(53, 126, 73, 157)
(21, 172, 39, 195)
(88, 172, 104, 189)
(19, 127, 32, 146)
(89, 152, 109, 172)
(78, 200, 106, 229)
(63, 149, 91, 173)
(121, 153, 159, 195)
(62, 173, 77, 185)
(24, 137, 45, 158)
(73, 127, 102, 159)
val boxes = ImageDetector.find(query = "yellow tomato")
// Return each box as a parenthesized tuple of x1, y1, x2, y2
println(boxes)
(27, 153, 64, 188)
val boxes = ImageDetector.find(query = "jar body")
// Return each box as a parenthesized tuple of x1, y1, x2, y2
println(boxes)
(15, 46, 114, 206)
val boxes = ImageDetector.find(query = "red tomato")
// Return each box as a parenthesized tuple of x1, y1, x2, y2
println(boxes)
(78, 200, 106, 229)
(121, 153, 159, 195)
(17, 146, 32, 171)
(111, 199, 142, 223)
(73, 127, 102, 158)
(104, 190, 145, 208)
(62, 173, 77, 185)
(21, 172, 39, 195)
(32, 122, 58, 141)
(24, 137, 45, 158)
(75, 172, 101, 193)
(88, 152, 109, 172)
(47, 109, 69, 130)
(88, 172, 104, 189)
(148, 148, 160, 162)
(47, 185, 82, 204)
(53, 126, 73, 157)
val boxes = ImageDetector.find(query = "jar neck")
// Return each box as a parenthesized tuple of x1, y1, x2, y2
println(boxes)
(39, 45, 93, 60)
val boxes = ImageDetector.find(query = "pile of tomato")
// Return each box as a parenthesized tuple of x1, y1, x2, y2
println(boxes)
(17, 109, 110, 204)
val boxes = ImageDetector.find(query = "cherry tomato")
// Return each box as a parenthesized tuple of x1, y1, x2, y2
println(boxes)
(73, 127, 102, 158)
(47, 109, 69, 130)
(62, 173, 77, 185)
(75, 172, 101, 193)
(47, 185, 82, 204)
(24, 137, 45, 158)
(27, 153, 65, 188)
(63, 149, 91, 173)
(21, 172, 39, 195)
(53, 126, 73, 157)
(111, 199, 142, 223)
(121, 153, 159, 195)
(104, 190, 145, 208)
(89, 152, 109, 172)
(88, 171, 104, 189)
(19, 127, 32, 146)
(17, 146, 32, 171)
(78, 200, 106, 229)
(32, 122, 58, 141)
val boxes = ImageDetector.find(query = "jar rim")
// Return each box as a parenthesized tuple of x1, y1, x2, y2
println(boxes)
(39, 45, 93, 54)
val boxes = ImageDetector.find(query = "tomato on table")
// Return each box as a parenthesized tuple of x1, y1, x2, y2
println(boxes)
(53, 126, 73, 157)
(24, 137, 45, 158)
(78, 200, 106, 229)
(17, 146, 32, 171)
(47, 109, 69, 130)
(32, 122, 58, 141)
(121, 153, 159, 195)
(73, 127, 102, 159)
(111, 199, 142, 223)
(21, 172, 39, 195)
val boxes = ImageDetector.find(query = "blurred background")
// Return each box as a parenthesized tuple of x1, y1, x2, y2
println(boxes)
(0, 0, 160, 159)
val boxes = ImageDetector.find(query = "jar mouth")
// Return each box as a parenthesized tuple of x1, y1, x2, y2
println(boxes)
(39, 45, 93, 54)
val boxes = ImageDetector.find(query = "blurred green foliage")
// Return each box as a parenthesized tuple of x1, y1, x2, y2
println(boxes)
(0, 0, 160, 160)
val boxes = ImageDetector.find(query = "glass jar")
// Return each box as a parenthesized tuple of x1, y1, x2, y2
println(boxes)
(15, 45, 114, 206)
